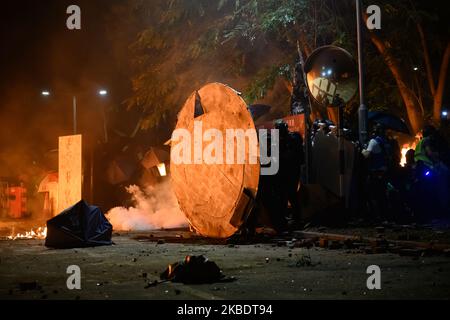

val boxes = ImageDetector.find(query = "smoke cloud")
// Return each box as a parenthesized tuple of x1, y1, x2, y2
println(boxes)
(107, 181, 188, 231)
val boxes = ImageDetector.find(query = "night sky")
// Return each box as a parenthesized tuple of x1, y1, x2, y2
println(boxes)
(1, 0, 121, 93)
(0, 0, 135, 177)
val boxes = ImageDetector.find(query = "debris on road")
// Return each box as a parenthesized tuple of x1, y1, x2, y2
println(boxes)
(144, 280, 159, 288)
(18, 281, 41, 291)
(293, 230, 450, 257)
(292, 251, 313, 267)
(161, 255, 232, 284)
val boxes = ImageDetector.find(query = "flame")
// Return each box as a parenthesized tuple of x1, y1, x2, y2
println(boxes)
(400, 134, 421, 167)
(400, 145, 413, 167)
(7, 227, 47, 240)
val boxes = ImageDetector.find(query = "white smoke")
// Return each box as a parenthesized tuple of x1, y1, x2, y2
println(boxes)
(107, 181, 188, 231)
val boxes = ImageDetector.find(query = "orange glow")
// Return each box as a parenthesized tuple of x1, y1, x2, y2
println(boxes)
(7, 226, 47, 240)
(400, 134, 421, 167)
(157, 163, 167, 177)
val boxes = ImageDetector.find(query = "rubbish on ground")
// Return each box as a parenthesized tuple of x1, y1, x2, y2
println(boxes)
(161, 255, 232, 284)
(18, 281, 41, 291)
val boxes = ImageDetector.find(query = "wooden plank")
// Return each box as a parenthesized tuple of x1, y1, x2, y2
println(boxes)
(58, 135, 82, 212)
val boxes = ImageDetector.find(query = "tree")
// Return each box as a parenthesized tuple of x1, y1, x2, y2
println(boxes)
(122, 0, 352, 131)
(363, 0, 449, 133)
(110, 0, 447, 136)
(417, 23, 450, 123)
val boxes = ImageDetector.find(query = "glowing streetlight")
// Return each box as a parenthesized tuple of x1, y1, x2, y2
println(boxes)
(41, 88, 109, 135)
(157, 163, 167, 177)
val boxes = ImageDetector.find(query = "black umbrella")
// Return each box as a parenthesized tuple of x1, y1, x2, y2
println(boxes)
(45, 200, 112, 249)
(368, 111, 410, 134)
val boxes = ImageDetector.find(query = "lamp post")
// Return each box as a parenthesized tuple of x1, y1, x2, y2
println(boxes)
(356, 0, 368, 145)
(98, 90, 109, 143)
(41, 89, 108, 137)
(41, 88, 109, 204)
(72, 96, 77, 135)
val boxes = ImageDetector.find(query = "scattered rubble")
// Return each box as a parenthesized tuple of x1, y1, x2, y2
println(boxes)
(161, 255, 233, 284)
(291, 230, 450, 257)
(18, 281, 41, 291)
(144, 280, 159, 288)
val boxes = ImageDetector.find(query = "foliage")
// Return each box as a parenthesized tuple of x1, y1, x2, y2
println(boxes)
(110, 0, 448, 132)
(243, 64, 291, 103)
(119, 0, 353, 130)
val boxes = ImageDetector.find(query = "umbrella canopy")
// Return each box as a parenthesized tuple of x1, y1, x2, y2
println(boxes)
(368, 111, 410, 134)
(45, 200, 112, 249)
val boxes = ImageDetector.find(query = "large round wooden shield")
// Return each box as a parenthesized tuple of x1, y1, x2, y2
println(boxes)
(170, 83, 260, 238)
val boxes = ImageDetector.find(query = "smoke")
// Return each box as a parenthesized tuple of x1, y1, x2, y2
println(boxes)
(106, 181, 188, 231)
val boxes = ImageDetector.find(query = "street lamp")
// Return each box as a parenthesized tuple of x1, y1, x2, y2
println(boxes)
(97, 89, 109, 143)
(41, 87, 110, 204)
(41, 89, 109, 135)
(41, 90, 77, 134)
(157, 163, 167, 177)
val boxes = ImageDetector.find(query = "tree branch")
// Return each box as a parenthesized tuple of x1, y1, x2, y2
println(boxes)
(363, 11, 422, 132)
(417, 23, 436, 97)
(433, 41, 450, 122)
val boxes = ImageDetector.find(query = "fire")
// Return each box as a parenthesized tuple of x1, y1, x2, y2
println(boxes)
(400, 145, 414, 166)
(400, 134, 421, 167)
(7, 226, 47, 240)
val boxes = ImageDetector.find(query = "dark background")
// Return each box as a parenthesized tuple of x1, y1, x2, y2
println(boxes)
(0, 0, 138, 180)
(0, 0, 448, 186)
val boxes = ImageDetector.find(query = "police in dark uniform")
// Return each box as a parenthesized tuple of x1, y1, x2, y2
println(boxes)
(362, 124, 389, 220)
(260, 120, 303, 232)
